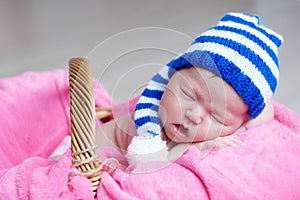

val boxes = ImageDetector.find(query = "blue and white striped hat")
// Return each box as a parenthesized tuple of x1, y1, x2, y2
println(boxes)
(127, 12, 283, 160)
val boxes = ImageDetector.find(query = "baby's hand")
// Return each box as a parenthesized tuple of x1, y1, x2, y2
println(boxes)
(192, 135, 240, 151)
(167, 135, 240, 161)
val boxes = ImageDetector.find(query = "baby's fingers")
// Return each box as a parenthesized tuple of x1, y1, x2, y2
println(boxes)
(214, 135, 240, 147)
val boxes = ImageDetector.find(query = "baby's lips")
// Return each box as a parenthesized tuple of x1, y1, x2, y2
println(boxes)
(172, 124, 188, 138)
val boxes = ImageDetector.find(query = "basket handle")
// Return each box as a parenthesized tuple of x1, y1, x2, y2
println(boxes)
(69, 57, 102, 197)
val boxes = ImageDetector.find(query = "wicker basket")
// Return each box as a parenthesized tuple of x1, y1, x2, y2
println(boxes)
(68, 57, 113, 198)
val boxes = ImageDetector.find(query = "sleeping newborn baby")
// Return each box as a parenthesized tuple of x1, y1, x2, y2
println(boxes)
(97, 12, 283, 162)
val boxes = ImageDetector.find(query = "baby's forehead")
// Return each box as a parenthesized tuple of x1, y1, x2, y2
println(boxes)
(178, 66, 221, 82)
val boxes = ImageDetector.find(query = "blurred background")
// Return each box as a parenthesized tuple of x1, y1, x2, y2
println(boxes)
(1, 0, 299, 114)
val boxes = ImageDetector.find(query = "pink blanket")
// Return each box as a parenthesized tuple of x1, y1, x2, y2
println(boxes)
(1, 70, 300, 199)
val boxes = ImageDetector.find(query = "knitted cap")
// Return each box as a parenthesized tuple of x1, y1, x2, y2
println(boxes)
(127, 12, 283, 161)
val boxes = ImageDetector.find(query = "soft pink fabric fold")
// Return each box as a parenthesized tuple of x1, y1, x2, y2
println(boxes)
(0, 70, 300, 199)
(97, 100, 300, 200)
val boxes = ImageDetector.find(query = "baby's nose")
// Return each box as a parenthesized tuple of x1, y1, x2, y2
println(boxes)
(185, 108, 203, 124)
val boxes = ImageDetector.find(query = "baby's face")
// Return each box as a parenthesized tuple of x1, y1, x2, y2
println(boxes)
(159, 66, 249, 143)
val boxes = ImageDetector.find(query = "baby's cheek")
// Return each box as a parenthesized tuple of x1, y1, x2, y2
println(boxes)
(158, 104, 167, 125)
(160, 92, 180, 115)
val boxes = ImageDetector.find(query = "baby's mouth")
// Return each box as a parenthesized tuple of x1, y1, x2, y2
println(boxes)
(172, 124, 189, 138)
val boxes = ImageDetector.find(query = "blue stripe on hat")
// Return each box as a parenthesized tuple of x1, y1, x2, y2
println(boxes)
(141, 88, 164, 100)
(135, 103, 159, 111)
(181, 50, 221, 75)
(213, 53, 266, 118)
(220, 14, 282, 47)
(212, 25, 279, 66)
(147, 130, 159, 137)
(166, 56, 193, 70)
(194, 35, 277, 92)
(167, 67, 176, 79)
(152, 73, 169, 85)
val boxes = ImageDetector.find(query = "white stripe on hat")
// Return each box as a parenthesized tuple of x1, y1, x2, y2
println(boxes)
(135, 109, 159, 120)
(156, 65, 172, 80)
(146, 81, 167, 91)
(135, 95, 161, 107)
(217, 21, 279, 55)
(185, 42, 273, 101)
(200, 29, 279, 80)
(259, 24, 284, 43)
